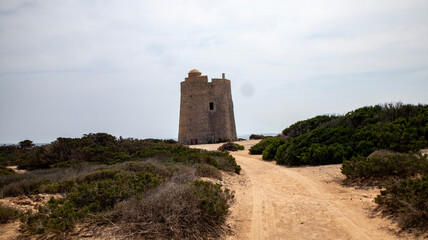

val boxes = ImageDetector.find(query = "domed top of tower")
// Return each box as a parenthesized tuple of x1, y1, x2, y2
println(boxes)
(188, 69, 202, 77)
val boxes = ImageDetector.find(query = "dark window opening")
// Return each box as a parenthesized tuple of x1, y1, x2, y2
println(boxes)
(209, 102, 214, 110)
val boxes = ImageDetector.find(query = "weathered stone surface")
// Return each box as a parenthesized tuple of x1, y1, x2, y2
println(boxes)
(178, 69, 237, 145)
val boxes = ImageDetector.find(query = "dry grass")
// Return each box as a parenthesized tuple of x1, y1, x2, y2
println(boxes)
(106, 180, 232, 239)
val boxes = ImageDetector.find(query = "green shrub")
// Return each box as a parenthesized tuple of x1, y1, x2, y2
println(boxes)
(12, 134, 240, 176)
(283, 115, 338, 138)
(274, 103, 428, 166)
(341, 152, 428, 180)
(262, 138, 285, 160)
(218, 142, 244, 152)
(191, 180, 233, 221)
(375, 175, 428, 229)
(0, 204, 19, 224)
(249, 134, 265, 140)
(249, 137, 282, 155)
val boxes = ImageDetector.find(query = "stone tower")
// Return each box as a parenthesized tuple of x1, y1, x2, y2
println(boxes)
(178, 69, 237, 145)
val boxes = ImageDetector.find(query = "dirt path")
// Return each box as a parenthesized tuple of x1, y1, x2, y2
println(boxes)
(191, 140, 417, 240)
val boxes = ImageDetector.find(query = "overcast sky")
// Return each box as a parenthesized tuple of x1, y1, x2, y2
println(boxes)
(1, 0, 428, 143)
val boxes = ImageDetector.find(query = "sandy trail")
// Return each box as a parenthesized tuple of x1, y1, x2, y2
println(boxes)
(191, 140, 415, 240)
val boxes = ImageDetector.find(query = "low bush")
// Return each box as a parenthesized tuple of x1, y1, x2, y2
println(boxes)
(249, 137, 282, 155)
(0, 164, 102, 197)
(195, 163, 222, 180)
(375, 175, 428, 229)
(218, 142, 244, 152)
(249, 134, 266, 140)
(262, 138, 285, 160)
(13, 134, 241, 175)
(341, 152, 428, 181)
(0, 165, 15, 176)
(20, 164, 167, 233)
(109, 180, 233, 239)
(0, 204, 19, 224)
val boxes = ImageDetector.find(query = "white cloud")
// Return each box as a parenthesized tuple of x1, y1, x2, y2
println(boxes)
(1, 0, 428, 142)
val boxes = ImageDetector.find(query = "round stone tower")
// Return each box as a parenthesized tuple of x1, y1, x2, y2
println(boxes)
(178, 69, 237, 145)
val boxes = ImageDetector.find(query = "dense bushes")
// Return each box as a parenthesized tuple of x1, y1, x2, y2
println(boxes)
(340, 146, 428, 232)
(0, 145, 20, 166)
(251, 103, 428, 166)
(341, 152, 428, 181)
(20, 161, 171, 233)
(249, 137, 281, 154)
(282, 115, 338, 138)
(0, 164, 102, 197)
(375, 176, 428, 229)
(0, 204, 19, 224)
(18, 161, 233, 238)
(1, 134, 239, 238)
(218, 142, 244, 152)
(262, 138, 285, 160)
(108, 180, 233, 239)
(8, 133, 240, 174)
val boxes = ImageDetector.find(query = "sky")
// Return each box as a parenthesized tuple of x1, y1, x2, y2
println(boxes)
(1, 0, 428, 143)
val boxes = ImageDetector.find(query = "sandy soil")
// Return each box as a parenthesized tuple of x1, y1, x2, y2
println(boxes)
(191, 140, 421, 240)
(1, 142, 424, 240)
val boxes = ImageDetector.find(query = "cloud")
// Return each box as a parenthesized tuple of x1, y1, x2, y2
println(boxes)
(0, 0, 428, 142)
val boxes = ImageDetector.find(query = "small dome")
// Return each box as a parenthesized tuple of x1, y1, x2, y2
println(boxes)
(188, 69, 202, 77)
(189, 69, 201, 74)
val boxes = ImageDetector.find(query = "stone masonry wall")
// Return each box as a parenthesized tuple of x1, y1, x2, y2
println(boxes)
(178, 70, 237, 145)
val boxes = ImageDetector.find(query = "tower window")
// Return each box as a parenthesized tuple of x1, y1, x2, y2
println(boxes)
(209, 102, 214, 110)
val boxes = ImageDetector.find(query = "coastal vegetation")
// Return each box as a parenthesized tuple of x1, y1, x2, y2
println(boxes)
(218, 142, 245, 152)
(249, 134, 267, 140)
(250, 103, 428, 166)
(341, 151, 428, 182)
(0, 204, 19, 224)
(249, 103, 428, 232)
(375, 176, 428, 230)
(0, 133, 240, 239)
